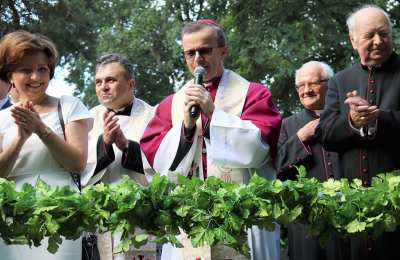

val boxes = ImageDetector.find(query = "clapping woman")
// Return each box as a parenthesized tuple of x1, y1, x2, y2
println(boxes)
(0, 31, 93, 259)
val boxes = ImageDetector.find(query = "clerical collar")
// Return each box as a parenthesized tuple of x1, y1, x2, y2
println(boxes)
(314, 109, 323, 117)
(305, 108, 321, 118)
(360, 52, 397, 71)
(361, 63, 382, 71)
(108, 101, 133, 116)
(204, 75, 222, 90)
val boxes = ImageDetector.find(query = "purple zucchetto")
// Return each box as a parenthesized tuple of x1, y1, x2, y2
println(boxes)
(196, 19, 222, 28)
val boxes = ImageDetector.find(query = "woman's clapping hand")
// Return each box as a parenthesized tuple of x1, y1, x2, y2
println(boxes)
(11, 101, 45, 141)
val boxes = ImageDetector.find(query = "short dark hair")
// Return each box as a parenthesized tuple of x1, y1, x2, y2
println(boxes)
(181, 21, 227, 47)
(0, 30, 58, 82)
(95, 53, 134, 80)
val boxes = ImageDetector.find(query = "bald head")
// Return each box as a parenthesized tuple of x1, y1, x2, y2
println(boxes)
(347, 5, 393, 66)
(295, 61, 333, 85)
(347, 5, 392, 35)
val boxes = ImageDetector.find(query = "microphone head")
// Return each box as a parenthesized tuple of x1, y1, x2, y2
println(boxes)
(194, 66, 205, 76)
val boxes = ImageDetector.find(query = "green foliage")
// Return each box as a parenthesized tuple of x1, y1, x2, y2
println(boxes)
(1, 171, 400, 256)
(1, 0, 99, 65)
(71, 0, 181, 107)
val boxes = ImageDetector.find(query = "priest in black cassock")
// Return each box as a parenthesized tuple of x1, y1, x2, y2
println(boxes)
(278, 61, 339, 181)
(277, 61, 345, 260)
(316, 4, 400, 260)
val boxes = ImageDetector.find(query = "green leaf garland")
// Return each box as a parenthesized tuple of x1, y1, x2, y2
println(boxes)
(1, 167, 400, 257)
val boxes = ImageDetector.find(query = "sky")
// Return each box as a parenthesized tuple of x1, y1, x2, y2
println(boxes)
(46, 67, 75, 97)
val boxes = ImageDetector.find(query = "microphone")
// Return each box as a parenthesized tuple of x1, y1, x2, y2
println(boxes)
(190, 66, 205, 118)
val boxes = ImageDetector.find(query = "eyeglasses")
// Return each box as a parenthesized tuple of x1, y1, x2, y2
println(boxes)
(183, 47, 215, 59)
(295, 79, 328, 91)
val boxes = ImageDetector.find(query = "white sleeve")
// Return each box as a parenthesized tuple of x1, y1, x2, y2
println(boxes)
(206, 107, 269, 168)
(153, 124, 199, 180)
(141, 150, 156, 182)
(60, 95, 94, 129)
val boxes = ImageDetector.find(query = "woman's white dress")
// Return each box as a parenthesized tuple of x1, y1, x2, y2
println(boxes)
(0, 95, 93, 260)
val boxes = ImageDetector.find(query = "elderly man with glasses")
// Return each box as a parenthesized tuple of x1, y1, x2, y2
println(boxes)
(141, 19, 282, 260)
(278, 61, 339, 181)
(277, 61, 344, 260)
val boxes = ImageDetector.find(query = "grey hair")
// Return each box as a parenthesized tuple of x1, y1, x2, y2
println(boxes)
(95, 53, 135, 80)
(181, 22, 227, 47)
(295, 61, 334, 82)
(346, 4, 392, 34)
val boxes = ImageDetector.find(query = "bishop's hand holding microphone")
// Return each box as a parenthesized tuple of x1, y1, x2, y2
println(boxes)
(184, 65, 215, 130)
(190, 66, 205, 118)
